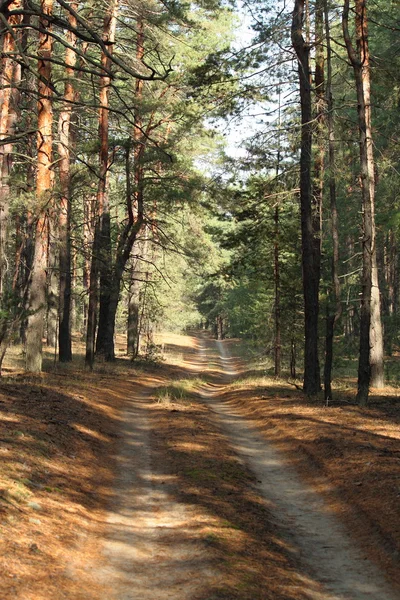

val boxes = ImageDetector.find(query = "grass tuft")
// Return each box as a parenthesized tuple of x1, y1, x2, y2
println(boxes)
(154, 377, 205, 404)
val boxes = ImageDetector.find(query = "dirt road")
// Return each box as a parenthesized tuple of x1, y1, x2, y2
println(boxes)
(97, 333, 399, 600)
(199, 336, 398, 600)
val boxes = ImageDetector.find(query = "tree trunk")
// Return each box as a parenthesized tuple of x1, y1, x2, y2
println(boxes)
(26, 0, 54, 373)
(96, 21, 145, 360)
(98, 276, 120, 361)
(274, 203, 281, 377)
(370, 253, 384, 387)
(127, 269, 140, 358)
(361, 3, 384, 389)
(46, 218, 58, 348)
(95, 212, 112, 354)
(274, 89, 282, 378)
(323, 0, 341, 403)
(127, 249, 144, 358)
(85, 0, 118, 368)
(17, 11, 35, 346)
(343, 0, 380, 404)
(85, 224, 99, 368)
(0, 1, 22, 295)
(383, 230, 397, 355)
(292, 0, 321, 395)
(82, 194, 94, 336)
(58, 3, 77, 362)
(96, 204, 144, 361)
(216, 315, 224, 340)
(290, 337, 297, 379)
(93, 1, 119, 358)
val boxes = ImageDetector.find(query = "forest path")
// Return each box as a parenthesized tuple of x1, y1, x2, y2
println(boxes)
(197, 335, 398, 600)
(93, 333, 398, 600)
(93, 371, 220, 600)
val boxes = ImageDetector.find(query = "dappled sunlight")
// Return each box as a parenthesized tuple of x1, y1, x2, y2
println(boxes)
(3, 331, 399, 598)
(207, 337, 400, 594)
(90, 329, 327, 600)
(175, 331, 400, 599)
(0, 362, 126, 599)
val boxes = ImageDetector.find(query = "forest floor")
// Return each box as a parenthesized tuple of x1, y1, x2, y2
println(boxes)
(0, 333, 400, 599)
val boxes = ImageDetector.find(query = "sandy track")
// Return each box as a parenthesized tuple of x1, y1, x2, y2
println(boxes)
(94, 334, 398, 599)
(197, 336, 398, 600)
(96, 386, 220, 600)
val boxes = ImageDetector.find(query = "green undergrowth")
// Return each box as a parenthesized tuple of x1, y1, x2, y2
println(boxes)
(154, 377, 206, 404)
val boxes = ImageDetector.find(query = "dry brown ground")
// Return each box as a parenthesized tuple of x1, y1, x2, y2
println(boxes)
(220, 337, 400, 592)
(148, 334, 318, 600)
(0, 333, 399, 598)
(0, 352, 123, 599)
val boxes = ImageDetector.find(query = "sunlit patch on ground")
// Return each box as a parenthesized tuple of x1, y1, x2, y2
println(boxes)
(216, 337, 400, 592)
(1, 331, 399, 598)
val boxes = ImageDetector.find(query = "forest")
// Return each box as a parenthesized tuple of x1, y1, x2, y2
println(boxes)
(0, 0, 400, 400)
(2, 2, 400, 599)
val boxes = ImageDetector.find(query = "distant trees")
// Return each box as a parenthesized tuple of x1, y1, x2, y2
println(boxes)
(196, 0, 400, 405)
(290, 0, 384, 402)
(0, 0, 399, 407)
(0, 0, 236, 369)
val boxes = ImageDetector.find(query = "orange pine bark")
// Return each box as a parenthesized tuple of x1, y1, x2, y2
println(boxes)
(58, 3, 78, 362)
(343, 0, 382, 403)
(85, 0, 119, 367)
(0, 0, 22, 293)
(26, 0, 54, 372)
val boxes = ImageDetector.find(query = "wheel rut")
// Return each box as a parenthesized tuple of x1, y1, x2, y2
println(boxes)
(96, 387, 219, 600)
(197, 336, 398, 600)
(94, 334, 398, 600)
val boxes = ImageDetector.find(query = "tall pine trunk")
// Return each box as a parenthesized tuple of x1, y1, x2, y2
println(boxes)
(82, 194, 94, 335)
(85, 0, 118, 367)
(0, 1, 22, 295)
(292, 0, 321, 395)
(127, 257, 141, 358)
(274, 203, 281, 377)
(127, 224, 150, 359)
(361, 5, 384, 389)
(343, 0, 381, 404)
(323, 0, 341, 403)
(96, 20, 145, 361)
(94, 1, 119, 358)
(26, 0, 54, 373)
(273, 88, 282, 378)
(46, 215, 58, 348)
(58, 3, 77, 362)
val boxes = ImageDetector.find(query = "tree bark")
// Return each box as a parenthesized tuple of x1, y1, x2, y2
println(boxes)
(127, 259, 141, 358)
(370, 254, 384, 386)
(94, 1, 119, 358)
(0, 1, 22, 295)
(26, 0, 54, 373)
(323, 0, 342, 403)
(127, 239, 147, 358)
(82, 193, 94, 335)
(359, 3, 384, 389)
(46, 216, 58, 348)
(292, 0, 321, 395)
(274, 203, 281, 377)
(343, 0, 378, 404)
(290, 337, 297, 379)
(274, 89, 282, 378)
(85, 0, 118, 368)
(58, 3, 78, 362)
(96, 19, 145, 361)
